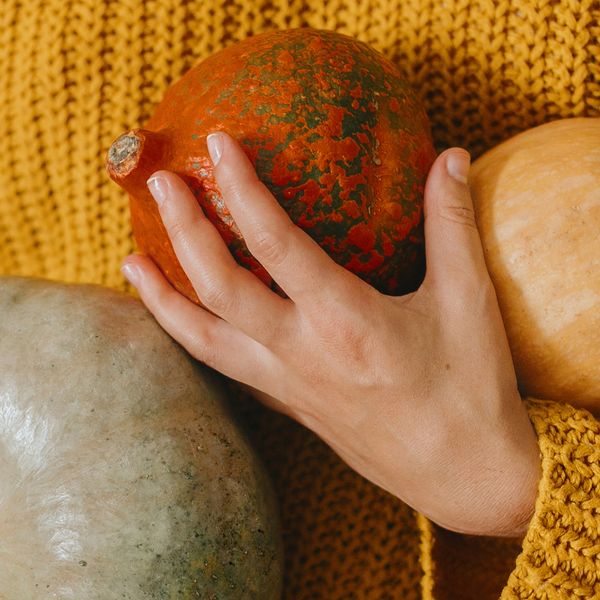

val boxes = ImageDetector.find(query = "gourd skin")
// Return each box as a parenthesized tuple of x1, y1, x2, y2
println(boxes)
(0, 277, 282, 599)
(470, 118, 600, 412)
(107, 28, 436, 303)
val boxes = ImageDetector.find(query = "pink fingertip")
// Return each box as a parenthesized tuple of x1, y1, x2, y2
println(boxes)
(121, 260, 141, 287)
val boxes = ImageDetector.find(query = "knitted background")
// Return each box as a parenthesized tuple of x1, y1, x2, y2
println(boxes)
(1, 1, 599, 598)
(419, 398, 600, 599)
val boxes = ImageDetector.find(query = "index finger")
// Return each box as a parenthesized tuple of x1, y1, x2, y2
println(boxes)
(206, 131, 358, 306)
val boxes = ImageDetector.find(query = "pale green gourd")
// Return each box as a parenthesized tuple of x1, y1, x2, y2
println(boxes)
(0, 276, 283, 599)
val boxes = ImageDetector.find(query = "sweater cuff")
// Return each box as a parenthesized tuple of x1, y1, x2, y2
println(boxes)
(501, 397, 600, 598)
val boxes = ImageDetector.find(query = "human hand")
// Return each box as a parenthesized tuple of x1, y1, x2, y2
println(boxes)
(121, 132, 541, 537)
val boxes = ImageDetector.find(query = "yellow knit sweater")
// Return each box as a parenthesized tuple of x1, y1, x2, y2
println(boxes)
(1, 1, 599, 598)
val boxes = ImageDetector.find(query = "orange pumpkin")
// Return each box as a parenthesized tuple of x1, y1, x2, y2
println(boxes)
(106, 28, 436, 303)
(470, 118, 600, 413)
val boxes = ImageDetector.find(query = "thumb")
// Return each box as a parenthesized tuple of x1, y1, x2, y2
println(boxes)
(422, 148, 490, 293)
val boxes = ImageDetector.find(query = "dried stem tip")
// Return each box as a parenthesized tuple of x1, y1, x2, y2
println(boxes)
(106, 128, 167, 193)
(109, 133, 141, 168)
(107, 131, 144, 179)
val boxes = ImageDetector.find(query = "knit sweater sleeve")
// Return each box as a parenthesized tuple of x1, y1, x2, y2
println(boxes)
(500, 397, 600, 599)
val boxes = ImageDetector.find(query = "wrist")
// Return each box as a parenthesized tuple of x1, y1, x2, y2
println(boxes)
(499, 445, 542, 537)
(425, 406, 542, 538)
(477, 428, 542, 538)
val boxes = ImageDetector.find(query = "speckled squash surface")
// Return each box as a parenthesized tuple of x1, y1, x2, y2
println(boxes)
(106, 28, 436, 302)
(0, 277, 282, 599)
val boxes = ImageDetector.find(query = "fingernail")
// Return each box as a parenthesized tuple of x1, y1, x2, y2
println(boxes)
(147, 174, 169, 206)
(446, 150, 471, 184)
(207, 132, 224, 166)
(121, 261, 141, 287)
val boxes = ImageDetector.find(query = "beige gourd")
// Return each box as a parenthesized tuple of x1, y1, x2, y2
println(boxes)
(470, 118, 600, 413)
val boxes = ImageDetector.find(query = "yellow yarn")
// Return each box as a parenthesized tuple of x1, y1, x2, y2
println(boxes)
(1, 0, 598, 286)
(1, 1, 599, 598)
(505, 400, 600, 598)
(418, 398, 600, 599)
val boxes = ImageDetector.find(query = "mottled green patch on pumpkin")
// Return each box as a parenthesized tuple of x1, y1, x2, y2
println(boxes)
(145, 28, 435, 298)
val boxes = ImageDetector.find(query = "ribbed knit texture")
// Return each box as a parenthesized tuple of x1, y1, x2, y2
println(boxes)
(418, 399, 600, 599)
(503, 399, 600, 599)
(1, 2, 599, 598)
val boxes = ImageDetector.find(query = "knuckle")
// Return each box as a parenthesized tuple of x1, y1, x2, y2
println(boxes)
(187, 330, 219, 367)
(251, 227, 290, 266)
(199, 279, 235, 314)
(437, 200, 477, 229)
(219, 177, 245, 201)
(166, 218, 190, 247)
(255, 313, 283, 341)
(337, 326, 368, 365)
(318, 304, 369, 358)
(220, 170, 260, 201)
(333, 313, 363, 346)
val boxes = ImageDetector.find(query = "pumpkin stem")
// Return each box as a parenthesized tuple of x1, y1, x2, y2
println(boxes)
(105, 129, 167, 193)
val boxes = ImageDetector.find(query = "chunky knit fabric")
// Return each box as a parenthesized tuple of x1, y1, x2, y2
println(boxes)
(1, 1, 599, 598)
(418, 398, 600, 599)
